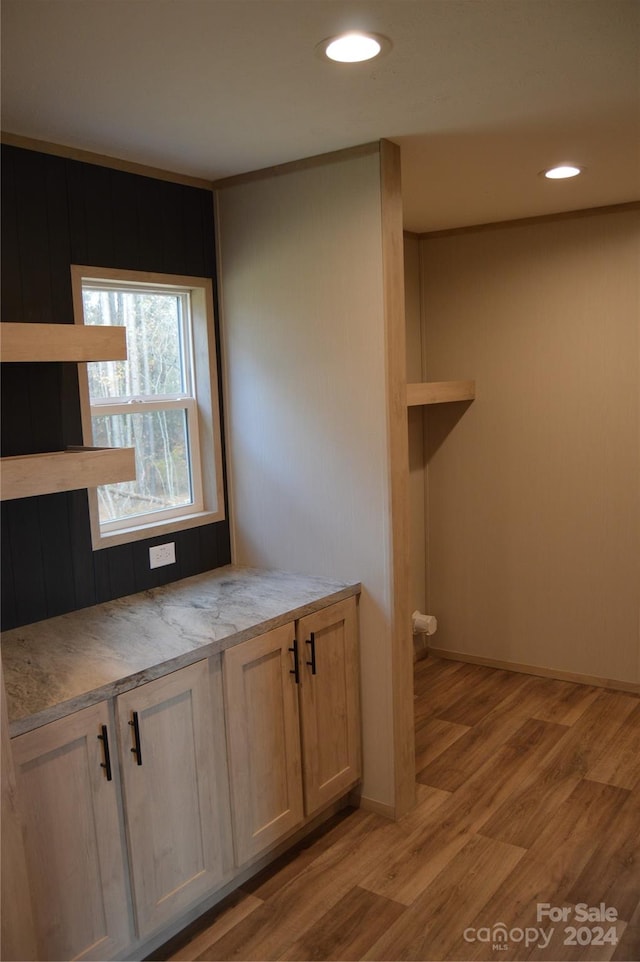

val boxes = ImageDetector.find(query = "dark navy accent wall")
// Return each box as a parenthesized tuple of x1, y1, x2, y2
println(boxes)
(1, 145, 231, 630)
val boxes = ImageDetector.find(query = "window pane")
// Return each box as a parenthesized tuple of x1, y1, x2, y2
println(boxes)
(92, 408, 193, 525)
(83, 288, 188, 399)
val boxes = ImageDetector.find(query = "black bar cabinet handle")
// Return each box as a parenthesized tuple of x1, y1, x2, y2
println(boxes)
(97, 724, 113, 781)
(129, 711, 143, 765)
(306, 632, 317, 675)
(289, 639, 300, 684)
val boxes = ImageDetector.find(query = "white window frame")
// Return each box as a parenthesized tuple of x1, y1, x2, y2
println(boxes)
(71, 265, 226, 550)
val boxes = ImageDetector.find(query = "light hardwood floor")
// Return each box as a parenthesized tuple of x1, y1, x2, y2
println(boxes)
(150, 657, 640, 962)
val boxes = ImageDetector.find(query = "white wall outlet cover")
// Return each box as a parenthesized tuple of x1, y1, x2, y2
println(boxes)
(149, 542, 176, 569)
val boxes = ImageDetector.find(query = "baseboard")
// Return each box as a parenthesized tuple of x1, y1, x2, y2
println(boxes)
(427, 646, 640, 695)
(353, 791, 396, 819)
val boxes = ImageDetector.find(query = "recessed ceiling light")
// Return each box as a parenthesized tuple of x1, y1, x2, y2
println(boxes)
(542, 165, 583, 180)
(318, 32, 390, 63)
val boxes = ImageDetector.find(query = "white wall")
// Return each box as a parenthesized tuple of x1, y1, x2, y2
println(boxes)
(419, 208, 640, 686)
(216, 147, 398, 807)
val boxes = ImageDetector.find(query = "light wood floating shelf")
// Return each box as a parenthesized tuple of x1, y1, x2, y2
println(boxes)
(1, 322, 126, 363)
(1, 321, 135, 499)
(1, 447, 136, 502)
(406, 380, 476, 407)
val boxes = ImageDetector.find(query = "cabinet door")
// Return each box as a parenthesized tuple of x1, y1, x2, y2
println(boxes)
(12, 703, 132, 962)
(297, 597, 361, 816)
(116, 659, 229, 938)
(223, 623, 304, 865)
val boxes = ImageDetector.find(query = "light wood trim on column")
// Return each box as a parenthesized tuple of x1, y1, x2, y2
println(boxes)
(0, 654, 37, 962)
(380, 139, 416, 817)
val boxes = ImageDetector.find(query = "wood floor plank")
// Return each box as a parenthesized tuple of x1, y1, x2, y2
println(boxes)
(240, 805, 363, 901)
(446, 780, 631, 961)
(487, 673, 600, 726)
(164, 893, 263, 961)
(192, 901, 290, 962)
(528, 680, 600, 727)
(278, 885, 406, 961)
(413, 655, 466, 698)
(564, 787, 640, 921)
(412, 660, 460, 710)
(480, 689, 638, 849)
(525, 779, 631, 872)
(414, 715, 470, 774)
(191, 815, 376, 960)
(362, 834, 525, 961)
(433, 666, 530, 727)
(424, 716, 570, 836)
(153, 662, 638, 962)
(612, 900, 640, 961)
(193, 803, 426, 961)
(587, 700, 640, 790)
(361, 718, 565, 905)
(417, 700, 538, 792)
(413, 661, 497, 726)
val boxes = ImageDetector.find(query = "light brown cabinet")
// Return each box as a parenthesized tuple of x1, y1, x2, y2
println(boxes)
(12, 659, 233, 958)
(224, 597, 360, 866)
(116, 658, 232, 939)
(297, 597, 361, 815)
(9, 594, 360, 959)
(223, 622, 305, 865)
(11, 702, 132, 962)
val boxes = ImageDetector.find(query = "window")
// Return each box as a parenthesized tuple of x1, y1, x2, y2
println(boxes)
(72, 267, 225, 549)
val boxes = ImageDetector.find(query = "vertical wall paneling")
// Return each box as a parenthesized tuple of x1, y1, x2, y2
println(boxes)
(37, 493, 76, 618)
(1, 146, 23, 322)
(0, 364, 32, 457)
(0, 145, 230, 630)
(135, 176, 165, 273)
(15, 149, 54, 325)
(28, 363, 64, 453)
(59, 362, 84, 449)
(173, 526, 203, 581)
(66, 159, 89, 267)
(107, 168, 140, 269)
(92, 548, 112, 607)
(160, 179, 187, 274)
(44, 154, 74, 323)
(4, 500, 47, 627)
(81, 163, 116, 267)
(67, 490, 97, 611)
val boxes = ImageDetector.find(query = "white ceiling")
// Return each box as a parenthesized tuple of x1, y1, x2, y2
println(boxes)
(2, 0, 638, 232)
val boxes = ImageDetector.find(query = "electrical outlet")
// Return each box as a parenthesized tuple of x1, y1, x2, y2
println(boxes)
(149, 542, 176, 569)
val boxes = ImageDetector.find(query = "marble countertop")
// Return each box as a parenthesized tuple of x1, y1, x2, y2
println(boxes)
(2, 565, 360, 736)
